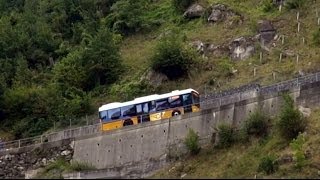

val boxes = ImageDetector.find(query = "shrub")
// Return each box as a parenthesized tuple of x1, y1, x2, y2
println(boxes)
(290, 133, 306, 170)
(172, 0, 195, 13)
(184, 128, 200, 155)
(285, 0, 306, 9)
(262, 0, 277, 12)
(68, 161, 96, 172)
(258, 155, 278, 175)
(216, 58, 234, 78)
(277, 94, 306, 140)
(150, 30, 196, 80)
(243, 109, 269, 137)
(216, 123, 235, 148)
(105, 0, 149, 35)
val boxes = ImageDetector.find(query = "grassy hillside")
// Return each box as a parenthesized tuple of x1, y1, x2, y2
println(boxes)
(0, 0, 319, 140)
(117, 0, 320, 97)
(151, 107, 320, 179)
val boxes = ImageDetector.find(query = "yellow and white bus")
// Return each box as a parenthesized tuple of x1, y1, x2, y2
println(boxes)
(98, 88, 200, 131)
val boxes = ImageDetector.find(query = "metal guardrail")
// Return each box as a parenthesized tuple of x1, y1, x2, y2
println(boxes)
(0, 72, 319, 152)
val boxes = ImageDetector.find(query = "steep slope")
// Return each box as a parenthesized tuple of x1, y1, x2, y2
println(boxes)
(151, 107, 320, 178)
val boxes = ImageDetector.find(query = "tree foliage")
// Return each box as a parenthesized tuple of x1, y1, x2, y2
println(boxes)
(277, 94, 306, 141)
(150, 30, 195, 80)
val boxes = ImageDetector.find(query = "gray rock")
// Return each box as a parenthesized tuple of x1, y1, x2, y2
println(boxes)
(41, 158, 47, 166)
(61, 150, 71, 156)
(189, 40, 205, 54)
(298, 105, 311, 118)
(229, 37, 255, 60)
(140, 69, 168, 87)
(208, 4, 242, 25)
(183, 4, 205, 19)
(258, 20, 276, 45)
(275, 154, 293, 165)
(4, 154, 13, 161)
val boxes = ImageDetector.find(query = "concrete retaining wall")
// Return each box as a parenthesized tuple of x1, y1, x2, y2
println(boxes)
(71, 81, 320, 178)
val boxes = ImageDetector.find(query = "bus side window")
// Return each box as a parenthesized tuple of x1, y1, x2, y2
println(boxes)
(121, 105, 136, 118)
(156, 99, 169, 111)
(142, 103, 149, 114)
(108, 108, 121, 120)
(169, 96, 182, 108)
(99, 111, 108, 121)
(136, 104, 143, 115)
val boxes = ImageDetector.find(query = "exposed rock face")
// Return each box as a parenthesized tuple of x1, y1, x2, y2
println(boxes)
(298, 105, 311, 118)
(207, 4, 243, 26)
(140, 69, 168, 87)
(258, 20, 276, 45)
(0, 143, 73, 179)
(229, 37, 255, 61)
(190, 36, 256, 61)
(183, 4, 205, 19)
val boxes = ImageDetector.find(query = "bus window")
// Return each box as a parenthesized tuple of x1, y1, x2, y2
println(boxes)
(136, 104, 143, 115)
(99, 110, 108, 121)
(192, 92, 200, 104)
(121, 105, 136, 117)
(156, 99, 169, 111)
(169, 95, 182, 108)
(183, 94, 192, 113)
(149, 101, 156, 112)
(108, 108, 121, 120)
(182, 94, 192, 106)
(142, 103, 149, 113)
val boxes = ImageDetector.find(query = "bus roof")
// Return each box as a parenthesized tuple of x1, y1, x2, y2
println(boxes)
(98, 88, 199, 112)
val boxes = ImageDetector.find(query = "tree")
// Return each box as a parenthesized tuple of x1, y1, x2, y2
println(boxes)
(150, 30, 195, 80)
(104, 0, 149, 35)
(82, 28, 123, 90)
(277, 94, 306, 140)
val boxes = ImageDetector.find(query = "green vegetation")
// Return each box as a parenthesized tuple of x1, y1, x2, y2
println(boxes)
(0, 0, 319, 143)
(36, 158, 96, 178)
(150, 29, 196, 80)
(277, 94, 306, 141)
(152, 106, 320, 179)
(285, 0, 307, 10)
(290, 133, 307, 170)
(184, 128, 201, 155)
(243, 109, 269, 137)
(258, 155, 278, 175)
(216, 123, 235, 148)
(172, 0, 195, 13)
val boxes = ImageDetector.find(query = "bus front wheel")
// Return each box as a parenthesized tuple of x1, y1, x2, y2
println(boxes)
(123, 119, 134, 126)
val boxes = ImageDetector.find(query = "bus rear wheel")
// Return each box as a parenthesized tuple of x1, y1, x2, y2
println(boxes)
(123, 119, 134, 126)
(172, 110, 181, 116)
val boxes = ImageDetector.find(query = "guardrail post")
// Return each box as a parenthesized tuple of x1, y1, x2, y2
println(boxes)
(41, 135, 43, 143)
(18, 140, 21, 148)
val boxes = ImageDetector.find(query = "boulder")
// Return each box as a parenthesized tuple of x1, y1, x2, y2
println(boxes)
(275, 154, 293, 165)
(229, 37, 255, 60)
(183, 4, 205, 19)
(258, 20, 276, 45)
(61, 150, 71, 156)
(140, 69, 168, 87)
(189, 40, 205, 54)
(298, 105, 311, 118)
(208, 4, 242, 25)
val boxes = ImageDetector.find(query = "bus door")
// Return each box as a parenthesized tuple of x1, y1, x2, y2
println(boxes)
(182, 94, 193, 113)
(136, 102, 150, 123)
